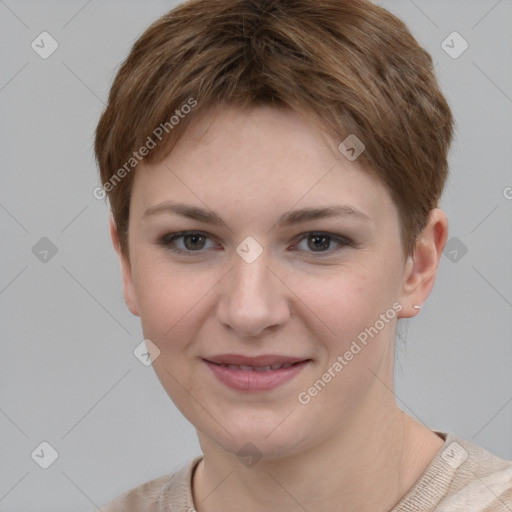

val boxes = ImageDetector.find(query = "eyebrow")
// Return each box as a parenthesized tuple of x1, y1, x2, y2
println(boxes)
(142, 201, 371, 226)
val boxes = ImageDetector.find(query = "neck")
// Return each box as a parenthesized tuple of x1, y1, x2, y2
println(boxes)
(192, 388, 444, 512)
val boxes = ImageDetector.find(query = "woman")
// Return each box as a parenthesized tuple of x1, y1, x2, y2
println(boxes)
(93, 0, 512, 510)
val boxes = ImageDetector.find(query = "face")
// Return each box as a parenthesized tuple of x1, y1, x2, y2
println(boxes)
(117, 105, 417, 459)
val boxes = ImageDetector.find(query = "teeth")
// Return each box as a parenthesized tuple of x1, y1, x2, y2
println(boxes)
(220, 362, 297, 371)
(254, 366, 271, 372)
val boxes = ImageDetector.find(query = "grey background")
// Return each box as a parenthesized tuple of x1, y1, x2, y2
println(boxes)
(0, 0, 511, 511)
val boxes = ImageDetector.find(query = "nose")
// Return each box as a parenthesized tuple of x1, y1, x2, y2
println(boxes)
(216, 250, 290, 338)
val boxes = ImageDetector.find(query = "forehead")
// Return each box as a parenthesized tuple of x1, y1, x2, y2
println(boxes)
(131, 105, 397, 228)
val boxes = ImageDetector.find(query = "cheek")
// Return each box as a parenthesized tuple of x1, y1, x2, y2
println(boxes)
(295, 267, 375, 333)
(130, 256, 212, 419)
(292, 271, 399, 419)
(293, 265, 398, 368)
(132, 252, 211, 336)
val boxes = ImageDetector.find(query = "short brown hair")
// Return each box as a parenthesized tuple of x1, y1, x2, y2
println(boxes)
(95, 0, 454, 259)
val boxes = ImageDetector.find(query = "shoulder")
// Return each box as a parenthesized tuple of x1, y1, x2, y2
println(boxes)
(435, 433, 512, 511)
(90, 456, 202, 512)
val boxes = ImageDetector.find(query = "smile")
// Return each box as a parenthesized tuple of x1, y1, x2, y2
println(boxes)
(204, 358, 311, 391)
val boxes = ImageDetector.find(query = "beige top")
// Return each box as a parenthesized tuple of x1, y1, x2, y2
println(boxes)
(94, 432, 512, 511)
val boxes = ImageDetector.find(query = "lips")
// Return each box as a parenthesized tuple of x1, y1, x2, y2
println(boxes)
(203, 354, 312, 391)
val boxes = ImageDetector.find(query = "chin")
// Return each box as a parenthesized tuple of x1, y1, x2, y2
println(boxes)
(198, 416, 312, 462)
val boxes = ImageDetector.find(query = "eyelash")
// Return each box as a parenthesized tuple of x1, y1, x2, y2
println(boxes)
(157, 230, 353, 257)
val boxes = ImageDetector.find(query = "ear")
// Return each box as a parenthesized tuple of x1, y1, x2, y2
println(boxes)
(110, 215, 140, 317)
(397, 208, 448, 318)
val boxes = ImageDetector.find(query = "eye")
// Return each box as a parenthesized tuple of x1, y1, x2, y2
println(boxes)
(292, 232, 352, 256)
(157, 230, 353, 256)
(158, 231, 217, 254)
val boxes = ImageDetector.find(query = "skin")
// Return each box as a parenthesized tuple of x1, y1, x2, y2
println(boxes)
(110, 105, 448, 512)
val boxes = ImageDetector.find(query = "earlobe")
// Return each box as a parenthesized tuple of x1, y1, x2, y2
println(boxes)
(109, 216, 140, 317)
(397, 208, 448, 318)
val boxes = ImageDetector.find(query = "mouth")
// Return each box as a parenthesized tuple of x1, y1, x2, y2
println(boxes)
(203, 355, 312, 391)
